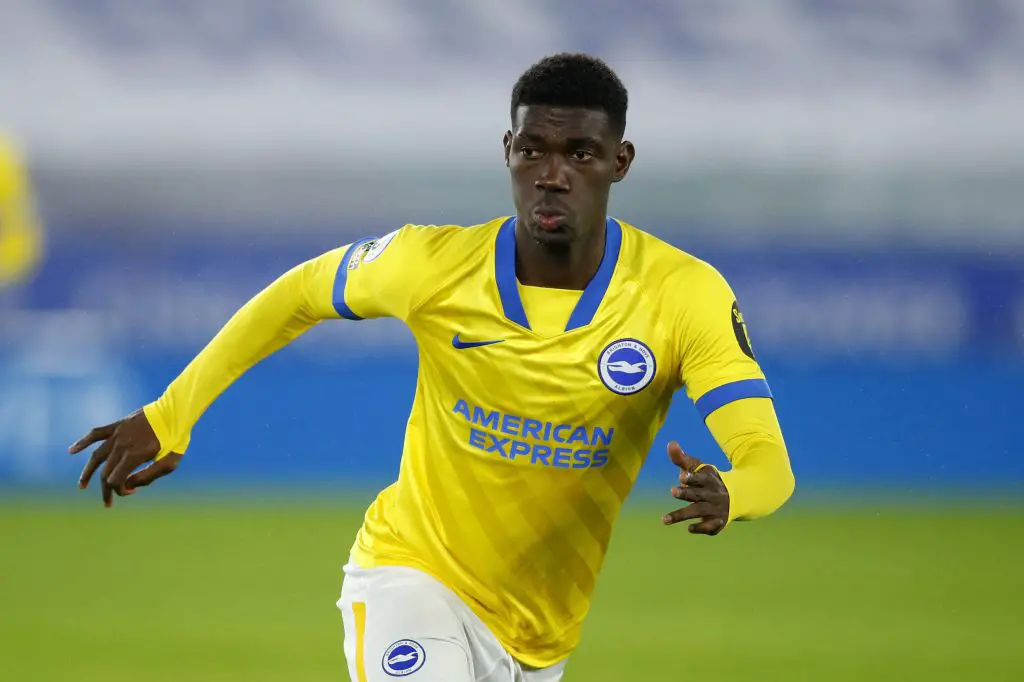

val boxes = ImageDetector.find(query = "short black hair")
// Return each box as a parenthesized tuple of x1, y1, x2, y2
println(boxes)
(510, 53, 628, 137)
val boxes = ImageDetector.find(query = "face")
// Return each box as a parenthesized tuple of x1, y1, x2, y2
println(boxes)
(504, 105, 635, 247)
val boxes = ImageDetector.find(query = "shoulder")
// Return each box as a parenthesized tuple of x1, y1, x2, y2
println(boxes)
(368, 217, 506, 266)
(616, 219, 732, 310)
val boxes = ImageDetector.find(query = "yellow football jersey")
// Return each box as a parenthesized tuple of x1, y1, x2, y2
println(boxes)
(337, 217, 770, 665)
(145, 215, 783, 668)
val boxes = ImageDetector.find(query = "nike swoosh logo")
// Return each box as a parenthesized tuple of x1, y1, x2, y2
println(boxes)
(452, 333, 504, 350)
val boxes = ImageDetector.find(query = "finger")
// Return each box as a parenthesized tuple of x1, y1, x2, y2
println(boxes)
(680, 465, 722, 489)
(688, 517, 727, 536)
(78, 439, 114, 489)
(124, 454, 181, 491)
(100, 447, 127, 508)
(69, 423, 117, 454)
(662, 502, 710, 526)
(106, 448, 153, 496)
(667, 441, 703, 473)
(101, 477, 114, 508)
(667, 485, 708, 501)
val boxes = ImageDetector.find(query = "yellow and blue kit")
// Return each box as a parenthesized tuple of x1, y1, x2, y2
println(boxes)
(145, 216, 795, 667)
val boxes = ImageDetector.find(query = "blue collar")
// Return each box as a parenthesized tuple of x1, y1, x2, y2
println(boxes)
(494, 216, 622, 332)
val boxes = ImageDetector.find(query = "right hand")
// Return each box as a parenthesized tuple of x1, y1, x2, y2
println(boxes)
(68, 409, 183, 507)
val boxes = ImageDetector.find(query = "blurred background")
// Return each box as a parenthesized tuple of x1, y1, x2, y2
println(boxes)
(1, 1, 1022, 681)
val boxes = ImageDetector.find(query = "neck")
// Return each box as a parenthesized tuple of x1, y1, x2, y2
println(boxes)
(514, 218, 607, 290)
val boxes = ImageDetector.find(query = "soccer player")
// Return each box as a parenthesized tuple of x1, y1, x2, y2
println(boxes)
(70, 54, 795, 681)
(0, 133, 44, 290)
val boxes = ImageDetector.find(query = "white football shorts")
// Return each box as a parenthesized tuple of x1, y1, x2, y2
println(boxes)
(337, 560, 567, 682)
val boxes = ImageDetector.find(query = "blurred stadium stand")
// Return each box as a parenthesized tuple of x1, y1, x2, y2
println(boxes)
(1, 0, 1021, 492)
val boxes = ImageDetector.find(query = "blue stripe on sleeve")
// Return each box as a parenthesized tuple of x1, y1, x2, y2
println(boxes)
(332, 237, 375, 320)
(694, 378, 773, 420)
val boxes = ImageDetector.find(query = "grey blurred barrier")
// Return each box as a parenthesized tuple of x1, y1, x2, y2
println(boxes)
(1, 0, 1022, 247)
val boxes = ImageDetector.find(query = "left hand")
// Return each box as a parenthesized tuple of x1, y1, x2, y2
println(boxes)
(663, 441, 730, 536)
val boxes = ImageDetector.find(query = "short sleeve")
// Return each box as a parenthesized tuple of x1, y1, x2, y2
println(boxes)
(677, 264, 772, 420)
(333, 225, 434, 321)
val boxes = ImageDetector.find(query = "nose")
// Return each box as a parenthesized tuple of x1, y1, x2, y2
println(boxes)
(535, 156, 570, 194)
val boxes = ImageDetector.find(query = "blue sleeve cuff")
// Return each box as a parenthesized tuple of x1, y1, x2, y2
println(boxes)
(332, 237, 375, 320)
(694, 378, 773, 420)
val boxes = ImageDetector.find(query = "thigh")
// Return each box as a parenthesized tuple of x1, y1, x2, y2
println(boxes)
(338, 565, 474, 681)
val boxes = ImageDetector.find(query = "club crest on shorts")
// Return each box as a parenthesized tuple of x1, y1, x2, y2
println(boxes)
(382, 639, 425, 677)
(598, 338, 656, 395)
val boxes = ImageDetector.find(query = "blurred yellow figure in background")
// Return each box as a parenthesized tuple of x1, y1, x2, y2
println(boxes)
(0, 133, 44, 288)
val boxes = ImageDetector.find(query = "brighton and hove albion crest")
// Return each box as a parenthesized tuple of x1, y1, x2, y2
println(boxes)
(382, 639, 426, 677)
(598, 338, 656, 395)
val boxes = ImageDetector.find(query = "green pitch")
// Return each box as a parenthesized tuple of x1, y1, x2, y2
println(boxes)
(2, 495, 1022, 682)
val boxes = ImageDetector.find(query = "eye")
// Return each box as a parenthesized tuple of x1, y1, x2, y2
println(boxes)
(572, 150, 594, 162)
(520, 148, 542, 160)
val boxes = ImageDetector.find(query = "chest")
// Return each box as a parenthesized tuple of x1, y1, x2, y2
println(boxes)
(412, 277, 679, 420)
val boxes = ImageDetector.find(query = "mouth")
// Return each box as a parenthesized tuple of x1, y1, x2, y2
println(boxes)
(531, 207, 569, 232)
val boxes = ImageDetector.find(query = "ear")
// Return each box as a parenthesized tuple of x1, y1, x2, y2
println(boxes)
(503, 130, 513, 167)
(612, 140, 636, 183)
